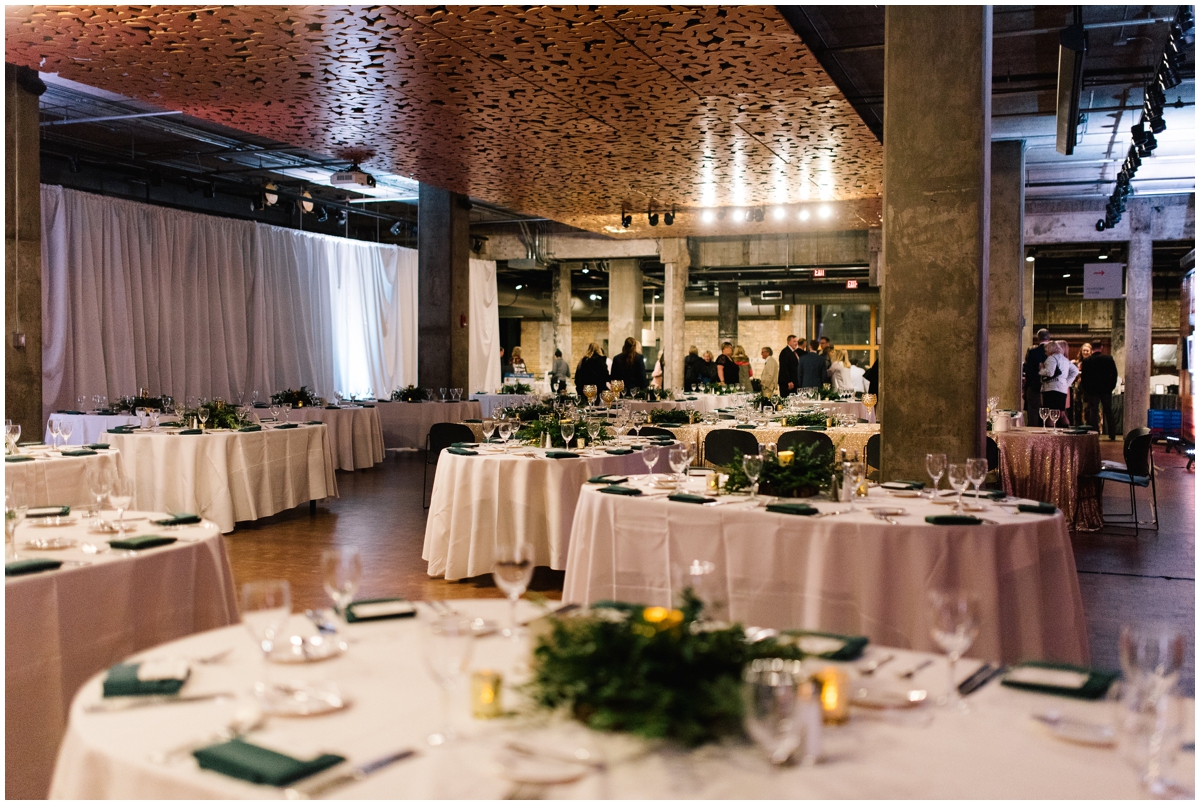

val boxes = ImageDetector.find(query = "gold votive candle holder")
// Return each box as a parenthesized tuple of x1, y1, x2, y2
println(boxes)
(815, 667, 850, 724)
(470, 669, 503, 719)
(778, 450, 795, 466)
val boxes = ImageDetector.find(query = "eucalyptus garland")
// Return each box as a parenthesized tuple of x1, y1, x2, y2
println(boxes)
(391, 385, 424, 402)
(649, 408, 693, 425)
(503, 402, 556, 422)
(182, 400, 250, 430)
(515, 418, 609, 447)
(782, 411, 829, 428)
(751, 393, 784, 410)
(723, 445, 832, 498)
(115, 395, 166, 413)
(271, 386, 319, 407)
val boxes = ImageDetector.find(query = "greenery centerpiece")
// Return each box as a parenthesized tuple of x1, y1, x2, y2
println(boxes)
(271, 386, 319, 408)
(516, 417, 609, 447)
(782, 411, 829, 428)
(499, 382, 533, 395)
(700, 383, 741, 395)
(391, 385, 424, 402)
(816, 385, 842, 401)
(751, 393, 784, 410)
(723, 445, 832, 498)
(115, 395, 166, 413)
(504, 402, 556, 422)
(526, 592, 805, 746)
(649, 408, 692, 425)
(183, 399, 250, 430)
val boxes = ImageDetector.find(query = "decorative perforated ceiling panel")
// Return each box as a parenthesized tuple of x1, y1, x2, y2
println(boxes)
(5, 5, 884, 236)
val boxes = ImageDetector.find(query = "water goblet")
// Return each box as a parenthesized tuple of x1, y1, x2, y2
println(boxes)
(583, 385, 598, 406)
(438, 388, 448, 402)
(927, 591, 980, 712)
(108, 475, 134, 535)
(424, 615, 476, 746)
(493, 541, 535, 638)
(497, 419, 513, 452)
(925, 453, 947, 499)
(241, 580, 293, 699)
(5, 485, 28, 560)
(451, 388, 462, 402)
(966, 458, 988, 504)
(631, 411, 646, 438)
(743, 659, 815, 766)
(742, 454, 764, 502)
(92, 394, 103, 412)
(87, 465, 111, 520)
(1048, 408, 1060, 433)
(642, 442, 660, 476)
(559, 419, 575, 450)
(197, 407, 210, 431)
(946, 463, 970, 512)
(669, 444, 689, 486)
(251, 390, 260, 406)
(1117, 622, 1186, 795)
(269, 404, 282, 424)
(586, 417, 602, 452)
(59, 419, 74, 447)
(481, 418, 496, 443)
(1039, 407, 1050, 430)
(76, 395, 88, 411)
(48, 419, 62, 449)
(149, 410, 161, 431)
(321, 547, 362, 623)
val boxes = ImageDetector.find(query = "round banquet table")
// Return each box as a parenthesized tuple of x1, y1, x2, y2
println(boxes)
(993, 428, 1103, 531)
(45, 412, 139, 446)
(373, 400, 484, 450)
(423, 444, 672, 581)
(664, 422, 879, 466)
(472, 393, 541, 418)
(108, 425, 338, 534)
(48, 598, 1192, 800)
(564, 480, 1090, 666)
(6, 511, 235, 799)
(275, 405, 385, 471)
(4, 446, 122, 507)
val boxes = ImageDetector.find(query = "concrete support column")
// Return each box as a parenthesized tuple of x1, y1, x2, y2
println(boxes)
(607, 259, 643, 351)
(868, 228, 883, 287)
(660, 239, 689, 389)
(717, 281, 739, 345)
(987, 140, 1026, 410)
(551, 263, 572, 367)
(5, 66, 43, 439)
(1124, 199, 1154, 432)
(1023, 255, 1035, 357)
(880, 6, 992, 481)
(417, 184, 471, 391)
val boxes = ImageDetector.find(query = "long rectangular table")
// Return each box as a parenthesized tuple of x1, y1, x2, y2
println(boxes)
(4, 447, 122, 507)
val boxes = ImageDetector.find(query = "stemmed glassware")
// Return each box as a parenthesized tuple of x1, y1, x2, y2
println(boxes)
(1048, 408, 1060, 433)
(742, 454, 764, 502)
(493, 541, 535, 638)
(197, 406, 210, 431)
(450, 388, 462, 402)
(439, 387, 448, 402)
(86, 465, 111, 520)
(642, 443, 659, 476)
(632, 411, 647, 439)
(559, 419, 575, 451)
(424, 615, 476, 746)
(48, 419, 62, 449)
(842, 459, 863, 511)
(5, 484, 27, 560)
(5, 421, 20, 455)
(281, 402, 293, 423)
(1117, 622, 1187, 796)
(269, 404, 282, 424)
(497, 418, 513, 452)
(108, 475, 135, 534)
(861, 393, 877, 424)
(241, 580, 293, 700)
(743, 659, 816, 766)
(925, 453, 947, 499)
(966, 458, 988, 505)
(1039, 407, 1050, 430)
(61, 419, 76, 447)
(481, 418, 496, 443)
(946, 463, 970, 513)
(321, 547, 362, 624)
(927, 591, 980, 712)
(669, 444, 690, 486)
(586, 417, 602, 453)
(583, 385, 598, 406)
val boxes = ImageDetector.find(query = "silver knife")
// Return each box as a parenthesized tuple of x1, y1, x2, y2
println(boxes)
(284, 748, 417, 799)
(83, 692, 234, 713)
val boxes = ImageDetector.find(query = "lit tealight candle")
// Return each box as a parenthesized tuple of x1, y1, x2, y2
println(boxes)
(815, 667, 850, 724)
(778, 450, 795, 466)
(470, 669, 503, 719)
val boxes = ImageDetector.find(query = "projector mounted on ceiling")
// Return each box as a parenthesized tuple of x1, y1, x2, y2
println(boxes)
(330, 165, 377, 188)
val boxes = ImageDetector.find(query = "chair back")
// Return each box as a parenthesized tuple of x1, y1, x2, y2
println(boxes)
(1123, 427, 1154, 477)
(986, 437, 1000, 472)
(637, 426, 677, 439)
(704, 429, 761, 467)
(428, 422, 477, 461)
(865, 433, 881, 472)
(776, 430, 837, 466)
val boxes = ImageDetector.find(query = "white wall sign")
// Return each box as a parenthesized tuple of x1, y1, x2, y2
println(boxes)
(1083, 262, 1125, 299)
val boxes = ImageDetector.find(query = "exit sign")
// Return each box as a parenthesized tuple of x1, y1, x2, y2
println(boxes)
(812, 268, 826, 278)
(846, 280, 859, 289)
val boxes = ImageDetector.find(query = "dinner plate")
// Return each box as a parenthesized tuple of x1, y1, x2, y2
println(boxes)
(850, 685, 928, 710)
(887, 490, 921, 498)
(1032, 712, 1115, 747)
(23, 536, 79, 550)
(255, 680, 351, 717)
(961, 503, 987, 512)
(28, 516, 79, 528)
(493, 747, 590, 785)
(930, 497, 958, 505)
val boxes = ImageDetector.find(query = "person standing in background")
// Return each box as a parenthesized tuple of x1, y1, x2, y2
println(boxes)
(650, 352, 665, 388)
(818, 336, 833, 378)
(1071, 342, 1091, 426)
(509, 346, 527, 374)
(550, 349, 571, 392)
(778, 335, 800, 396)
(862, 356, 879, 395)
(1080, 341, 1119, 439)
(701, 350, 718, 383)
(732, 345, 753, 390)
(797, 338, 826, 389)
(683, 346, 706, 390)
(1039, 340, 1078, 423)
(574, 342, 609, 397)
(759, 347, 779, 397)
(500, 346, 513, 379)
(1054, 340, 1075, 425)
(609, 337, 647, 390)
(715, 342, 738, 385)
(1023, 329, 1050, 426)
(828, 348, 854, 391)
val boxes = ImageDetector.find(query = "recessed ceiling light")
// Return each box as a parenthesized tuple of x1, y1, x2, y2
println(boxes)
(515, 284, 523, 290)
(798, 209, 810, 221)
(1062, 273, 1071, 278)
(773, 207, 786, 220)
(582, 268, 589, 274)
(1025, 255, 1035, 262)
(818, 205, 832, 219)
(1098, 254, 1109, 260)
(702, 209, 716, 224)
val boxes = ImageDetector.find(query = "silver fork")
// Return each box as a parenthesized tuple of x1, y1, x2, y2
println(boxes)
(856, 653, 895, 676)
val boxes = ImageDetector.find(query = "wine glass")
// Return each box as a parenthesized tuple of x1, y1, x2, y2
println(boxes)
(86, 465, 111, 520)
(559, 419, 575, 450)
(742, 454, 764, 502)
(58, 418, 74, 447)
(966, 458, 988, 505)
(91, 394, 102, 412)
(925, 453, 947, 499)
(241, 580, 293, 697)
(5, 421, 20, 455)
(927, 591, 980, 712)
(197, 407, 210, 431)
(149, 409, 160, 431)
(743, 659, 814, 766)
(108, 475, 135, 534)
(632, 411, 647, 439)
(48, 419, 62, 449)
(583, 385, 598, 406)
(642, 443, 659, 475)
(424, 615, 476, 745)
(1039, 406, 1050, 430)
(946, 463, 970, 513)
(321, 547, 362, 623)
(5, 484, 28, 561)
(269, 404, 282, 424)
(493, 541, 535, 638)
(586, 417, 602, 453)
(1048, 408, 1060, 433)
(669, 444, 689, 486)
(1117, 622, 1186, 795)
(439, 387, 448, 402)
(481, 418, 496, 443)
(282, 402, 293, 423)
(251, 390, 260, 406)
(497, 419, 513, 452)
(861, 393, 877, 424)
(451, 388, 462, 402)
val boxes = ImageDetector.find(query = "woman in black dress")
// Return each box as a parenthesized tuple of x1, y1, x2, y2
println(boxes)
(574, 342, 609, 397)
(609, 337, 647, 391)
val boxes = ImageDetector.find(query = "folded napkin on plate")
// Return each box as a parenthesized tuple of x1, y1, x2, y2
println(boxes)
(781, 630, 869, 661)
(604, 448, 634, 455)
(4, 455, 34, 462)
(85, 443, 110, 450)
(193, 738, 345, 787)
(734, 424, 757, 429)
(344, 597, 417, 623)
(103, 660, 190, 697)
(109, 534, 177, 551)
(1017, 502, 1058, 515)
(253, 403, 269, 408)
(881, 480, 926, 490)
(28, 505, 70, 518)
(450, 442, 480, 449)
(1000, 661, 1118, 700)
(177, 429, 203, 435)
(588, 474, 628, 484)
(629, 444, 646, 451)
(60, 448, 97, 457)
(599, 485, 643, 496)
(56, 409, 85, 415)
(238, 424, 262, 432)
(107, 426, 137, 434)
(273, 423, 299, 430)
(151, 513, 202, 526)
(462, 419, 482, 423)
(962, 489, 1007, 500)
(766, 502, 819, 516)
(544, 450, 581, 459)
(5, 558, 63, 576)
(668, 493, 711, 504)
(361, 404, 375, 408)
(446, 447, 478, 456)
(925, 514, 983, 526)
(305, 421, 323, 426)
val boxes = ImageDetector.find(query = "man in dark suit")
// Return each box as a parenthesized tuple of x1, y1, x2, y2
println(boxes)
(1022, 329, 1050, 425)
(1080, 341, 1119, 439)
(862, 357, 879, 395)
(778, 334, 800, 396)
(796, 338, 826, 389)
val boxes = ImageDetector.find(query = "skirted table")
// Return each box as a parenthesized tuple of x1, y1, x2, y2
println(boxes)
(423, 444, 671, 581)
(374, 400, 484, 449)
(4, 447, 122, 507)
(564, 481, 1089, 666)
(6, 512, 236, 799)
(45, 412, 139, 446)
(994, 428, 1103, 531)
(663, 422, 878, 466)
(252, 405, 383, 471)
(108, 425, 338, 533)
(472, 393, 540, 418)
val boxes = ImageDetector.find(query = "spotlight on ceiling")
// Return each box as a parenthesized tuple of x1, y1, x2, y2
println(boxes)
(336, 209, 348, 226)
(1098, 254, 1108, 260)
(664, 209, 675, 226)
(263, 182, 279, 207)
(648, 211, 659, 226)
(582, 267, 590, 274)
(317, 207, 328, 223)
(818, 205, 832, 219)
(1025, 255, 1035, 262)
(732, 209, 744, 222)
(798, 209, 810, 221)
(621, 212, 632, 228)
(389, 221, 402, 236)
(701, 209, 716, 224)
(515, 284, 523, 290)
(299, 190, 314, 214)
(753, 207, 765, 223)
(1063, 273, 1071, 278)
(773, 207, 786, 220)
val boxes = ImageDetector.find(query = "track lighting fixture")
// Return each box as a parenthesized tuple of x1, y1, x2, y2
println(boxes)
(263, 182, 279, 207)
(336, 209, 348, 227)
(648, 211, 659, 226)
(621, 212, 632, 228)
(389, 221, 402, 236)
(664, 209, 675, 226)
(317, 207, 328, 223)
(753, 207, 765, 223)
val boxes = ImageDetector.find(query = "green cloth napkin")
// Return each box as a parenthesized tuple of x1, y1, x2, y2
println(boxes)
(193, 738, 345, 787)
(273, 423, 299, 430)
(238, 424, 262, 432)
(151, 513, 201, 526)
(108, 534, 177, 550)
(28, 505, 70, 518)
(85, 443, 110, 450)
(599, 485, 643, 496)
(766, 502, 819, 516)
(107, 427, 137, 434)
(588, 474, 628, 484)
(450, 442, 480, 449)
(344, 597, 417, 623)
(735, 424, 757, 429)
(885, 480, 926, 490)
(253, 403, 269, 408)
(605, 448, 633, 455)
(56, 409, 85, 415)
(325, 405, 341, 409)
(446, 447, 478, 456)
(925, 515, 983, 526)
(668, 493, 711, 504)
(1061, 428, 1092, 435)
(781, 630, 870, 661)
(5, 558, 63, 576)
(177, 429, 203, 435)
(545, 450, 581, 459)
(103, 662, 188, 697)
(1000, 661, 1118, 700)
(463, 418, 483, 423)
(804, 425, 827, 431)
(1018, 502, 1058, 515)
(4, 455, 34, 462)
(60, 449, 97, 457)
(305, 421, 323, 426)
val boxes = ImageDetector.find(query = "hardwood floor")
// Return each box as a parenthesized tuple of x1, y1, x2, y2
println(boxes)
(224, 441, 1195, 693)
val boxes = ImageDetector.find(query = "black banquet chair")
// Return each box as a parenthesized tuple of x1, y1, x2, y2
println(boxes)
(424, 422, 477, 509)
(777, 430, 837, 467)
(864, 433, 881, 479)
(1093, 427, 1158, 533)
(704, 429, 760, 468)
(636, 426, 677, 439)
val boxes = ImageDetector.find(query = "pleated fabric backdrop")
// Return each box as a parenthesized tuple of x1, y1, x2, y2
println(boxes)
(41, 184, 418, 416)
(468, 257, 502, 395)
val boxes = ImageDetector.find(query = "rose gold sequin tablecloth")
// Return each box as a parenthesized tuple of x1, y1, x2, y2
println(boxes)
(995, 429, 1103, 531)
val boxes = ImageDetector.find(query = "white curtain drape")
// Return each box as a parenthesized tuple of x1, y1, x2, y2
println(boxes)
(468, 258, 501, 394)
(41, 185, 416, 417)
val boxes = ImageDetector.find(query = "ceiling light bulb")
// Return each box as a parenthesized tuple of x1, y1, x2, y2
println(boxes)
(798, 209, 810, 221)
(773, 207, 786, 220)
(1062, 273, 1070, 278)
(582, 268, 589, 274)
(783, 304, 791, 311)
(515, 284, 523, 290)
(1098, 254, 1108, 260)
(818, 205, 832, 219)
(701, 210, 715, 223)
(1025, 255, 1035, 262)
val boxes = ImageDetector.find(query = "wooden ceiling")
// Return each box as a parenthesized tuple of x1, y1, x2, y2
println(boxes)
(5, 5, 884, 236)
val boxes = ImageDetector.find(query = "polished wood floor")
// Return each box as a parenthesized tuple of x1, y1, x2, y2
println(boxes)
(224, 441, 1195, 694)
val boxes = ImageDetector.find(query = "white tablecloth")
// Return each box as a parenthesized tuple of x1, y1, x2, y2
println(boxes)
(45, 413, 139, 446)
(7, 512, 235, 799)
(374, 400, 484, 449)
(564, 482, 1090, 665)
(48, 599, 1192, 800)
(264, 406, 384, 471)
(4, 448, 122, 507)
(472, 393, 540, 418)
(423, 445, 671, 581)
(109, 426, 338, 533)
